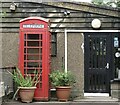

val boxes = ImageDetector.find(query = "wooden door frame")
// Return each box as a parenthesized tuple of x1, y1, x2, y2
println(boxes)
(64, 30, 119, 72)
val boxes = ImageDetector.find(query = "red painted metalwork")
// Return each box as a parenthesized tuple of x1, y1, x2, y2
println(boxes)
(19, 17, 51, 101)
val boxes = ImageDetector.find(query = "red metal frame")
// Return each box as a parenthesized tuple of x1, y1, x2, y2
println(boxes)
(19, 17, 51, 101)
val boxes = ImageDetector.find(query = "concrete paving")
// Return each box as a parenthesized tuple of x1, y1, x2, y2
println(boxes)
(1, 96, 120, 105)
(2, 101, 120, 105)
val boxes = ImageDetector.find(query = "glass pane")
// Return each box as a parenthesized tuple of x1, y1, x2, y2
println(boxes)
(51, 32, 57, 56)
(27, 62, 40, 67)
(27, 34, 39, 40)
(27, 48, 42, 54)
(27, 41, 39, 46)
(27, 55, 39, 60)
(51, 43, 57, 56)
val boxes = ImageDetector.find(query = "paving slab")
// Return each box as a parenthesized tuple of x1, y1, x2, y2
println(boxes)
(1, 101, 120, 105)
(1, 96, 120, 105)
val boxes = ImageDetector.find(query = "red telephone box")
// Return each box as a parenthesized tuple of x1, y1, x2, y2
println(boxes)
(19, 17, 51, 101)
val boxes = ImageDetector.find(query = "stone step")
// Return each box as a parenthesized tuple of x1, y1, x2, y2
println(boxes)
(2, 101, 120, 105)
(2, 96, 120, 105)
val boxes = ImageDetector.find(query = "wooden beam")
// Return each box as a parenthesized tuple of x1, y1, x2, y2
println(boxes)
(44, 2, 120, 18)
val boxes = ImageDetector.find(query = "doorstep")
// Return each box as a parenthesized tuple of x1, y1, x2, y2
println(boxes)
(1, 100, 120, 105)
(1, 96, 120, 105)
(84, 93, 109, 97)
(74, 96, 119, 102)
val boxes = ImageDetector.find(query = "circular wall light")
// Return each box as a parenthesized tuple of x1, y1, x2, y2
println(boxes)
(91, 19, 101, 29)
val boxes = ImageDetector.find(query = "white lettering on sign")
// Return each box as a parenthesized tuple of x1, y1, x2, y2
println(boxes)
(23, 24, 44, 28)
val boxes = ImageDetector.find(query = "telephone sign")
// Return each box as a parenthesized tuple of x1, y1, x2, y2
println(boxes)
(23, 24, 44, 28)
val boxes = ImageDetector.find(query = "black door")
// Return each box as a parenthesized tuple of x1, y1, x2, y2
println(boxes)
(84, 32, 112, 93)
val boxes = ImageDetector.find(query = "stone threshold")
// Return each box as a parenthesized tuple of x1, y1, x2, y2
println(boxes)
(2, 100, 120, 105)
(84, 93, 109, 97)
(74, 96, 119, 102)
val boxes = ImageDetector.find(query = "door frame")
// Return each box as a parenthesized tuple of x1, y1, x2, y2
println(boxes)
(64, 30, 119, 95)
(64, 30, 119, 72)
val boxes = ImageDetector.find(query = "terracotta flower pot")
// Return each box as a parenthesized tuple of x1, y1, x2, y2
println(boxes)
(18, 87, 36, 103)
(56, 86, 71, 101)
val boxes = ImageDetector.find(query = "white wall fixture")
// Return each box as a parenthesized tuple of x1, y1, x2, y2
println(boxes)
(63, 10, 70, 16)
(115, 52, 120, 58)
(91, 19, 101, 29)
(81, 43, 84, 53)
(10, 2, 17, 11)
(0, 82, 5, 97)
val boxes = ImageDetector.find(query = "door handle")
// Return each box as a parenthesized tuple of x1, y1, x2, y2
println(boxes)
(105, 63, 109, 69)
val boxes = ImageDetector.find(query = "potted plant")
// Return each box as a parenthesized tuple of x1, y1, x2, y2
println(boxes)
(50, 70, 75, 101)
(7, 67, 39, 103)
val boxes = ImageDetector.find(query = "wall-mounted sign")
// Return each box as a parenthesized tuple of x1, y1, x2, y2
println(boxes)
(115, 52, 120, 58)
(114, 37, 119, 47)
(23, 24, 44, 28)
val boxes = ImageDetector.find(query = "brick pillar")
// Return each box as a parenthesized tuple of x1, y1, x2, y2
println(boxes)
(111, 79, 120, 100)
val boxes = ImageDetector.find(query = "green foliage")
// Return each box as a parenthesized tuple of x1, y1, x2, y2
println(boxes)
(92, 0, 120, 7)
(0, 1, 6, 18)
(8, 67, 39, 87)
(0, 12, 6, 18)
(92, 0, 104, 5)
(50, 70, 76, 87)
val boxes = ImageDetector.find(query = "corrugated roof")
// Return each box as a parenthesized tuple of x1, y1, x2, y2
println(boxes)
(2, 0, 120, 18)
